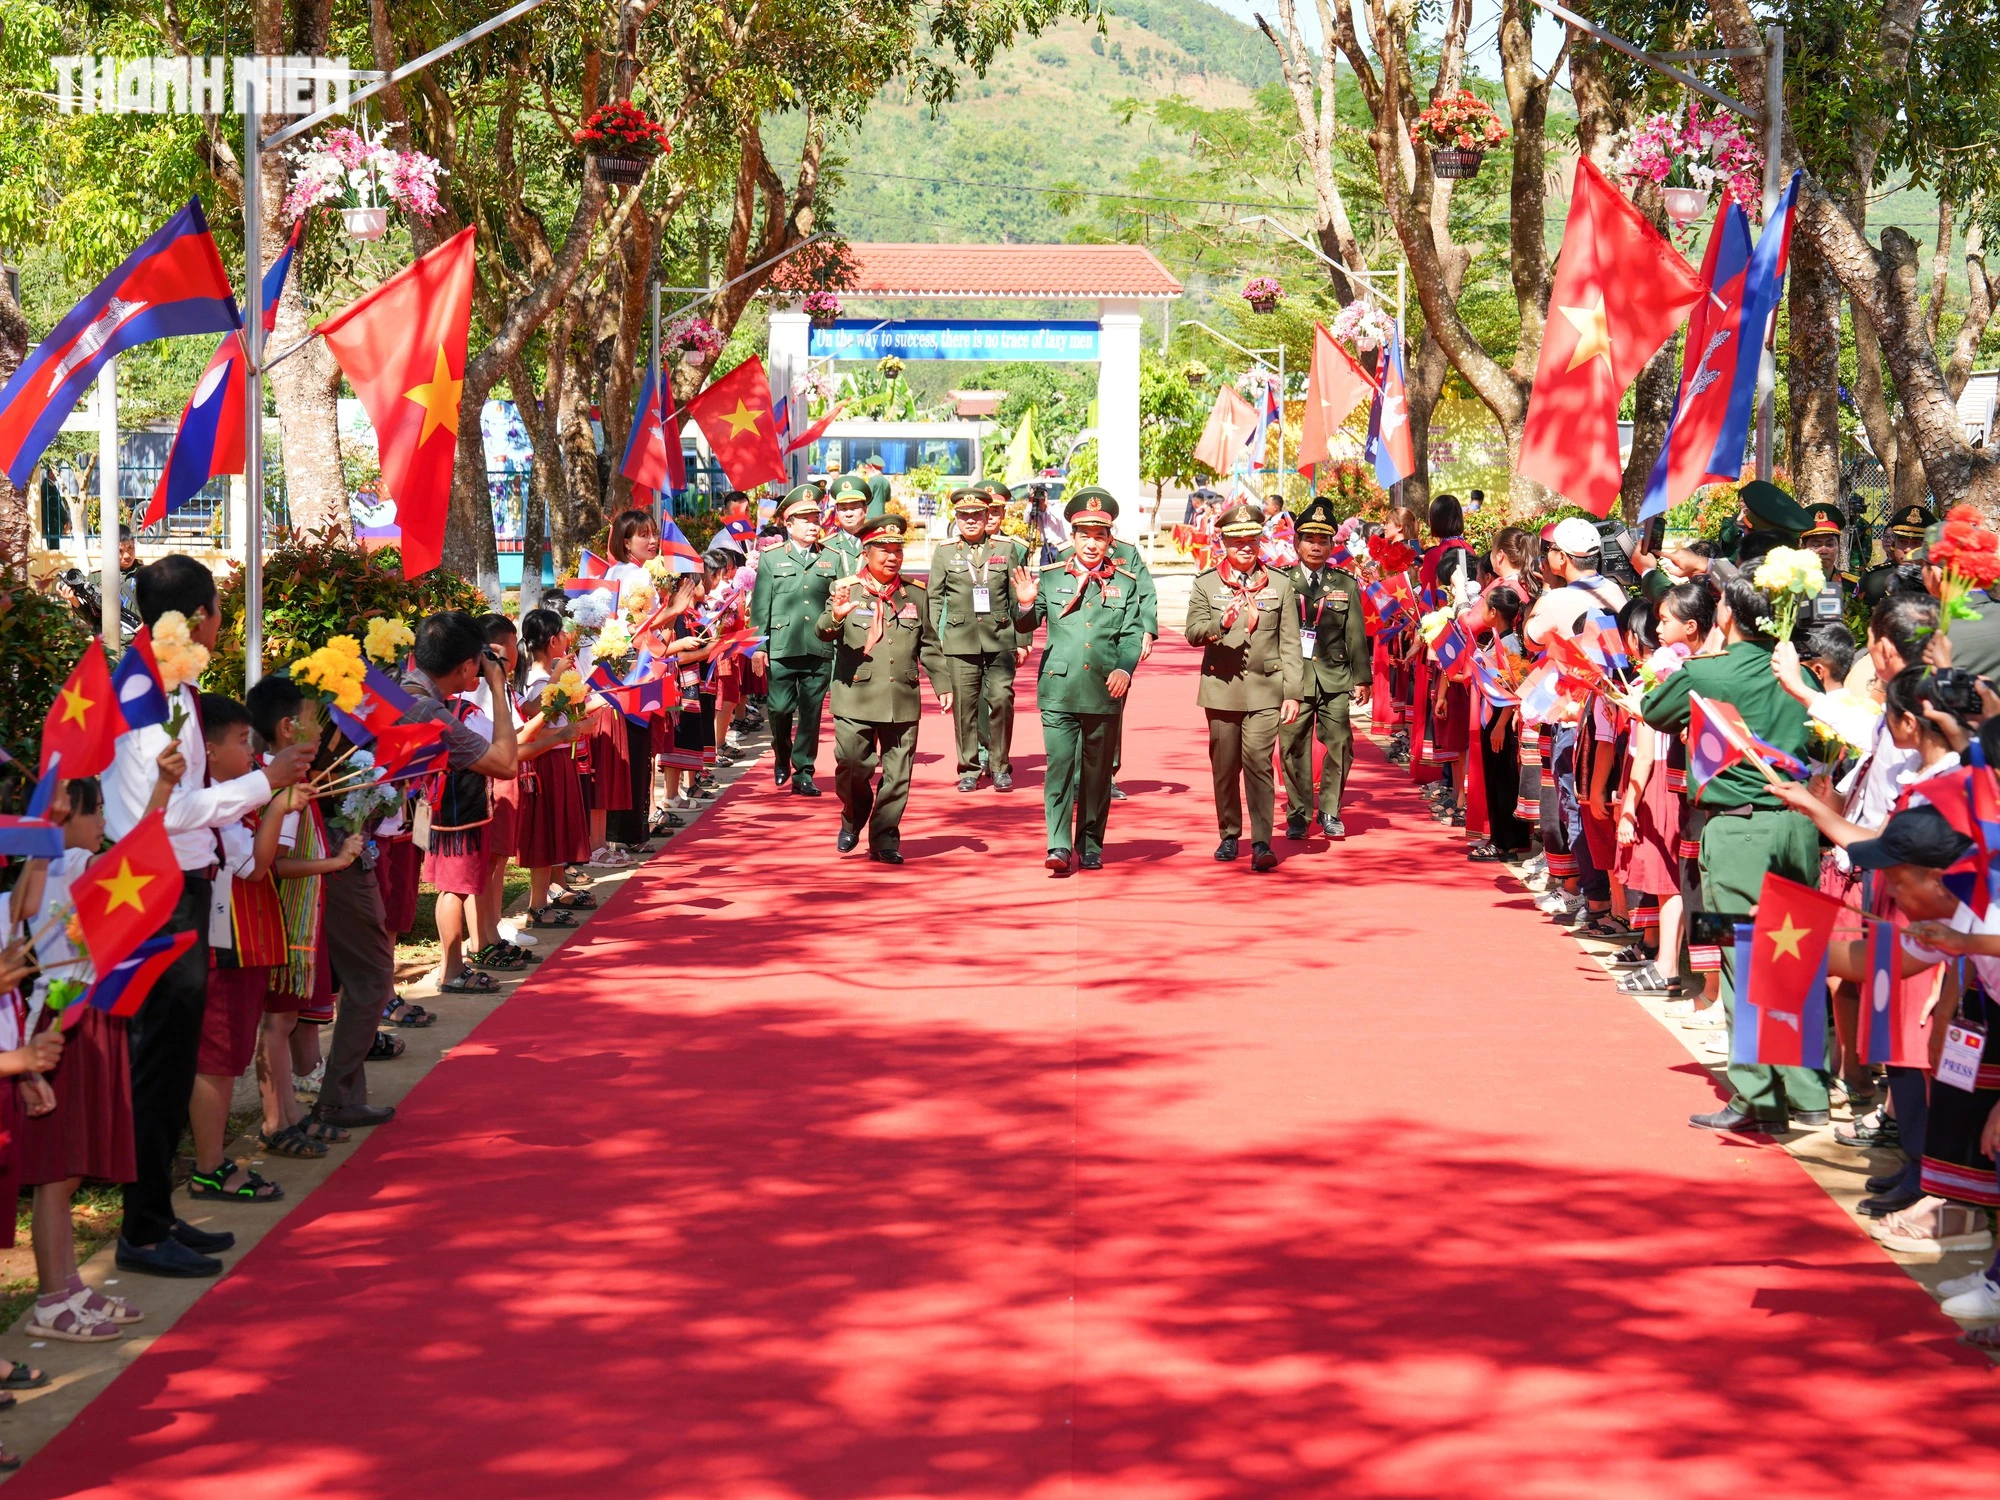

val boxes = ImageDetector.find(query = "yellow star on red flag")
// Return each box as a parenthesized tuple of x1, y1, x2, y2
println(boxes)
(403, 346, 463, 445)
(96, 857, 154, 915)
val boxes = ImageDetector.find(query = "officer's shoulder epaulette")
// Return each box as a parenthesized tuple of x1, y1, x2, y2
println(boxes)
(1112, 564, 1137, 579)
(835, 572, 863, 589)
(902, 576, 927, 589)
(1038, 559, 1068, 573)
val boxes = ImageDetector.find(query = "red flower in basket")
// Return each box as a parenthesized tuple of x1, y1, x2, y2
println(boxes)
(1928, 506, 2000, 617)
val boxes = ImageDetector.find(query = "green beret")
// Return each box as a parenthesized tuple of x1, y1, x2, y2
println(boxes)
(1063, 486, 1119, 525)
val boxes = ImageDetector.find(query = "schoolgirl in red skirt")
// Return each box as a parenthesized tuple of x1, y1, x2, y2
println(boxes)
(513, 609, 595, 927)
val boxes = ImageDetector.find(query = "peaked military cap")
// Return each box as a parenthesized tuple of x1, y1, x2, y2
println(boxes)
(1296, 496, 1340, 536)
(1063, 486, 1120, 525)
(1215, 502, 1265, 537)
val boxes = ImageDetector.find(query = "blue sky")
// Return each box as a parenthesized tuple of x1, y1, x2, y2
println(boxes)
(1192, 0, 1573, 79)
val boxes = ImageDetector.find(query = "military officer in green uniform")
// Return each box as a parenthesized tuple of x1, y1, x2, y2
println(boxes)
(822, 474, 874, 570)
(817, 513, 950, 864)
(1279, 496, 1371, 841)
(1859, 502, 1935, 605)
(930, 489, 1028, 792)
(749, 483, 836, 796)
(1185, 502, 1304, 872)
(1009, 487, 1146, 872)
(1048, 505, 1157, 801)
(1632, 478, 1815, 599)
(1641, 573, 1829, 1134)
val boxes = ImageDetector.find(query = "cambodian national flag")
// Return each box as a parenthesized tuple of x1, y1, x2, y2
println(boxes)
(0, 199, 241, 488)
(369, 721, 448, 782)
(1577, 610, 1631, 676)
(26, 755, 60, 818)
(1364, 325, 1416, 490)
(0, 812, 63, 859)
(1472, 649, 1519, 708)
(142, 221, 302, 527)
(65, 929, 197, 1028)
(579, 549, 611, 580)
(1641, 203, 1756, 520)
(1516, 660, 1568, 727)
(111, 626, 171, 729)
(328, 663, 418, 747)
(659, 515, 702, 574)
(1705, 173, 1800, 484)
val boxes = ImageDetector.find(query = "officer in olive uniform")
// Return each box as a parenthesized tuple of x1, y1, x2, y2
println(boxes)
(749, 483, 836, 796)
(1642, 591, 1829, 1134)
(816, 513, 949, 864)
(1010, 488, 1147, 872)
(822, 475, 874, 570)
(1637, 478, 1815, 599)
(1050, 514, 1158, 801)
(1860, 503, 1935, 605)
(1280, 497, 1371, 840)
(930, 488, 1028, 791)
(1185, 502, 1304, 872)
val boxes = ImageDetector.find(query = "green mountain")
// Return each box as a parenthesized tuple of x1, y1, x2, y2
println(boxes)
(807, 0, 1280, 248)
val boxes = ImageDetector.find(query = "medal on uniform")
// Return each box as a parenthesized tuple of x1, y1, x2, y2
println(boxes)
(972, 585, 992, 614)
(1938, 1020, 1987, 1092)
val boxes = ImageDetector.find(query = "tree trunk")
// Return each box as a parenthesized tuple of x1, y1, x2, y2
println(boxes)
(0, 282, 32, 570)
(1618, 338, 1679, 523)
(1945, 222, 1997, 403)
(1786, 234, 1844, 511)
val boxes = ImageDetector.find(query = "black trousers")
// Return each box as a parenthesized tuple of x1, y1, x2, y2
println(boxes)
(1480, 717, 1533, 852)
(605, 716, 654, 846)
(123, 879, 212, 1247)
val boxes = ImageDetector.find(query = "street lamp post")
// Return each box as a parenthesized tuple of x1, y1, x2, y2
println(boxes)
(1239, 214, 1405, 333)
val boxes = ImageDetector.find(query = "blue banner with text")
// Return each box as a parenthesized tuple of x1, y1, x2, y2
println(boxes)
(807, 320, 1101, 362)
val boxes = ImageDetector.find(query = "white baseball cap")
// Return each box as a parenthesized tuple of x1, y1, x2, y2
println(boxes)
(1550, 517, 1602, 558)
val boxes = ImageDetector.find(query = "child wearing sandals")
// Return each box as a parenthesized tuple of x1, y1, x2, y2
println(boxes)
(0, 933, 64, 1465)
(186, 696, 298, 1207)
(515, 609, 596, 930)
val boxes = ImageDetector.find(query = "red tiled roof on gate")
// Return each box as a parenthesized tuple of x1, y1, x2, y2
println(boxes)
(845, 244, 1183, 300)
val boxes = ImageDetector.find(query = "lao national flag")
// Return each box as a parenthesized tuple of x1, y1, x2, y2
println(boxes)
(1431, 620, 1470, 676)
(722, 517, 757, 549)
(1686, 693, 1744, 789)
(1732, 873, 1841, 1068)
(328, 663, 417, 747)
(658, 515, 702, 574)
(144, 222, 302, 526)
(111, 626, 171, 729)
(1364, 326, 1416, 489)
(1250, 378, 1281, 473)
(579, 549, 611, 580)
(1576, 610, 1631, 676)
(1516, 660, 1568, 727)
(620, 355, 686, 500)
(1472, 649, 1520, 708)
(64, 929, 197, 1028)
(0, 199, 241, 487)
(1857, 874, 1943, 1066)
(1705, 172, 1800, 483)
(1640, 203, 1756, 519)
(0, 812, 63, 859)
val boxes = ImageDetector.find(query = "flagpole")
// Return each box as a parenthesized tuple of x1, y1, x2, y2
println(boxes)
(97, 354, 119, 645)
(243, 78, 267, 688)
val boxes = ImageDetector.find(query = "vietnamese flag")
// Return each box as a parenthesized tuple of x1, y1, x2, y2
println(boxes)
(71, 810, 184, 973)
(1193, 385, 1259, 478)
(1296, 323, 1376, 473)
(683, 356, 788, 490)
(1732, 873, 1842, 1069)
(1519, 157, 1706, 516)
(317, 227, 478, 579)
(41, 642, 127, 777)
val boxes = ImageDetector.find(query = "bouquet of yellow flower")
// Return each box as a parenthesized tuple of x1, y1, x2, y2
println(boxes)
(541, 668, 590, 724)
(1417, 607, 1457, 646)
(362, 615, 414, 664)
(621, 583, 658, 623)
(643, 555, 682, 588)
(591, 619, 635, 669)
(290, 634, 367, 713)
(1750, 546, 1826, 640)
(151, 609, 211, 735)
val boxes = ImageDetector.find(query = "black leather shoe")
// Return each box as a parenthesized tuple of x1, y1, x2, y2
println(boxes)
(1079, 850, 1103, 870)
(869, 848, 904, 865)
(1250, 841, 1278, 872)
(1321, 815, 1346, 840)
(116, 1235, 222, 1279)
(1109, 782, 1128, 802)
(993, 771, 1013, 792)
(774, 763, 792, 787)
(836, 826, 859, 853)
(1214, 837, 1239, 862)
(792, 775, 822, 798)
(1791, 1109, 1831, 1127)
(1045, 848, 1073, 872)
(1866, 1169, 1909, 1194)
(317, 1104, 395, 1128)
(1689, 1105, 1785, 1134)
(1858, 1185, 1925, 1217)
(957, 773, 980, 793)
(1286, 815, 1308, 842)
(171, 1219, 236, 1255)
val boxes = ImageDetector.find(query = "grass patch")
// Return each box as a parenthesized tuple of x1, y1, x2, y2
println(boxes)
(0, 1184, 124, 1331)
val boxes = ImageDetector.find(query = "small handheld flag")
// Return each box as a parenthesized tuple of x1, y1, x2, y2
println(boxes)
(1364, 327, 1416, 489)
(658, 516, 702, 575)
(64, 929, 198, 1028)
(1731, 873, 1841, 1068)
(111, 626, 171, 730)
(328, 664, 419, 747)
(42, 644, 127, 778)
(0, 813, 63, 859)
(71, 811, 183, 973)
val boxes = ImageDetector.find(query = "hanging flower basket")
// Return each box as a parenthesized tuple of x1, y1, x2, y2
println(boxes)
(1182, 360, 1211, 389)
(801, 290, 843, 330)
(282, 125, 445, 233)
(1663, 185, 1712, 226)
(573, 101, 671, 190)
(1242, 277, 1284, 316)
(669, 317, 725, 360)
(1410, 91, 1509, 180)
(1331, 297, 1394, 351)
(341, 206, 389, 241)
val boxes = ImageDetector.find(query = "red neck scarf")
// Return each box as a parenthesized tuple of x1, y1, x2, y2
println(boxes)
(1061, 553, 1116, 616)
(857, 571, 899, 654)
(1217, 558, 1266, 630)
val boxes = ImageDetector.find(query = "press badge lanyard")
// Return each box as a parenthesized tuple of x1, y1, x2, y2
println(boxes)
(1299, 571, 1328, 654)
(1938, 966, 1987, 1093)
(970, 544, 996, 614)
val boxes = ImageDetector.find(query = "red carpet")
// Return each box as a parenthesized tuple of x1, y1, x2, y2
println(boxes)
(15, 643, 1998, 1498)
